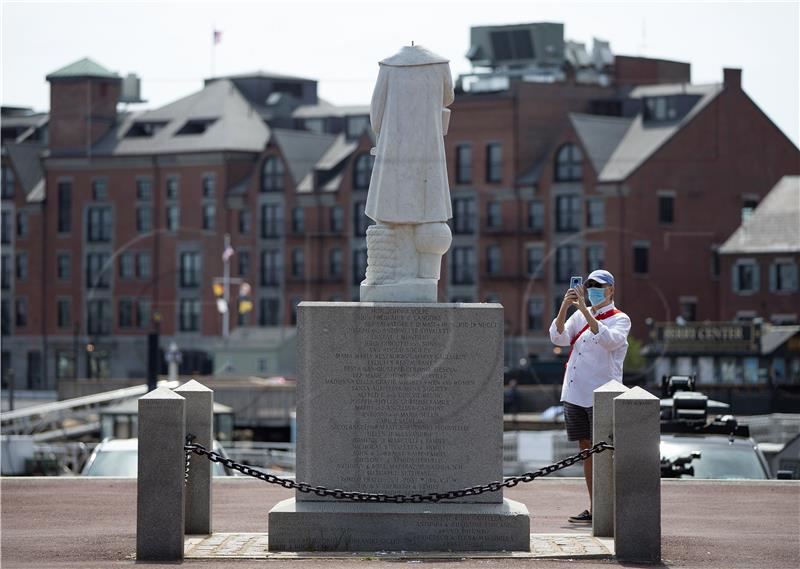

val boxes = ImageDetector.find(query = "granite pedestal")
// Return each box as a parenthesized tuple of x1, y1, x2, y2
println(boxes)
(268, 302, 530, 552)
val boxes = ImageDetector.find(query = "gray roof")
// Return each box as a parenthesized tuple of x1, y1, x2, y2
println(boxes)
(598, 83, 722, 182)
(269, 128, 338, 186)
(568, 113, 634, 174)
(209, 70, 315, 83)
(93, 79, 270, 155)
(761, 325, 800, 355)
(297, 134, 359, 193)
(293, 100, 370, 119)
(719, 176, 800, 255)
(4, 142, 46, 202)
(46, 57, 120, 81)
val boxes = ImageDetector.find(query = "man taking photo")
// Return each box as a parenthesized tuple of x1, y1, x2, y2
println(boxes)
(548, 269, 630, 524)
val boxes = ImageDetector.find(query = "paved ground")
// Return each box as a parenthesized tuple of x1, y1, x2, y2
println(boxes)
(1, 477, 798, 568)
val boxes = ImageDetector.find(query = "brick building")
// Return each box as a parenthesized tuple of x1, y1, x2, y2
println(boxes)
(2, 22, 799, 391)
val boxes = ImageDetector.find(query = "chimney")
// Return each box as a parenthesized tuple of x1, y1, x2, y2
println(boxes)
(46, 57, 121, 155)
(723, 68, 742, 90)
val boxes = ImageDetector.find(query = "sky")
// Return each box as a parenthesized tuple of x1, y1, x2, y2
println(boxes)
(1, 0, 799, 145)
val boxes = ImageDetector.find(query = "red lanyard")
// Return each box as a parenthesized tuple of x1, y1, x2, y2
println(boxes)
(564, 309, 621, 370)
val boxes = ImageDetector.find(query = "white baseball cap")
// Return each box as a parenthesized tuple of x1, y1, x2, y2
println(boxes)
(586, 269, 614, 285)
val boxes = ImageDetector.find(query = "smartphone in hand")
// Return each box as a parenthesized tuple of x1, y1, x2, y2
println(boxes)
(570, 276, 583, 290)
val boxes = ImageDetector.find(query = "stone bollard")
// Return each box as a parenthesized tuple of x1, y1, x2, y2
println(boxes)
(136, 386, 186, 561)
(613, 386, 661, 563)
(592, 380, 629, 538)
(175, 379, 213, 535)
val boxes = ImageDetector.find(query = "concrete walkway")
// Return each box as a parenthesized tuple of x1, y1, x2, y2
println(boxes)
(1, 477, 798, 568)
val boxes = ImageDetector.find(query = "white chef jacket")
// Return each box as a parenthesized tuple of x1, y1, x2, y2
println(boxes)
(548, 302, 631, 408)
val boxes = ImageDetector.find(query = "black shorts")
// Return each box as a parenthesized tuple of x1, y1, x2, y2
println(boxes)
(563, 401, 593, 442)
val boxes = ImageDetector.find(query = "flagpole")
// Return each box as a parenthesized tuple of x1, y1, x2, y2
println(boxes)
(223, 233, 230, 340)
(211, 26, 216, 78)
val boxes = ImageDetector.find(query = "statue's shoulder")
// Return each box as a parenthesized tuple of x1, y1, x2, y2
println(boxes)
(380, 45, 449, 67)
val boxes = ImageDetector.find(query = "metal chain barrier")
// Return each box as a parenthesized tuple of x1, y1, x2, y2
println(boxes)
(183, 434, 613, 503)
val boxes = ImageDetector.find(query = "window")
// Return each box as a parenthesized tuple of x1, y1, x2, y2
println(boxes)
(741, 197, 759, 224)
(58, 181, 72, 233)
(329, 248, 342, 278)
(486, 143, 502, 183)
(1, 211, 10, 244)
(87, 206, 112, 242)
(119, 298, 134, 328)
(26, 351, 43, 389)
(555, 143, 583, 182)
(586, 245, 605, 273)
(304, 118, 325, 134)
(202, 174, 215, 199)
(633, 243, 650, 275)
(260, 203, 283, 238)
(55, 351, 75, 380)
(679, 298, 697, 322)
(92, 179, 108, 201)
(486, 245, 502, 276)
(119, 252, 135, 279)
(178, 299, 201, 332)
(86, 253, 111, 288)
(239, 210, 251, 234)
(137, 206, 152, 233)
(57, 253, 70, 280)
(586, 199, 604, 228)
(176, 119, 217, 136)
(291, 248, 305, 278)
(261, 156, 284, 192)
(556, 195, 581, 232)
(57, 298, 71, 329)
(87, 299, 112, 335)
(166, 205, 179, 232)
(136, 252, 151, 279)
(527, 298, 543, 331)
(732, 260, 759, 294)
(0, 255, 9, 289)
(330, 205, 343, 233)
(346, 115, 370, 139)
(15, 298, 27, 327)
(659, 194, 675, 224)
(555, 245, 580, 284)
(451, 246, 475, 285)
(202, 204, 215, 231)
(137, 298, 151, 328)
(136, 179, 153, 201)
(353, 201, 370, 236)
(353, 154, 374, 190)
(0, 300, 8, 335)
(238, 251, 250, 277)
(353, 249, 367, 285)
(16, 212, 28, 238)
(291, 207, 305, 233)
(456, 144, 472, 184)
(527, 200, 544, 232)
(260, 249, 282, 286)
(644, 96, 678, 121)
(15, 252, 27, 281)
(1, 165, 14, 198)
(166, 176, 179, 200)
(259, 298, 280, 326)
(770, 261, 799, 293)
(526, 245, 544, 278)
(179, 252, 201, 287)
(452, 198, 476, 234)
(486, 201, 502, 229)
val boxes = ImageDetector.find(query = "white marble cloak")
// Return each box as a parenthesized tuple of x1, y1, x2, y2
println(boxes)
(365, 45, 455, 224)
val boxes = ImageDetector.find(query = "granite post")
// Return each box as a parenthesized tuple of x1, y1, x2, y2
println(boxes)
(175, 379, 213, 535)
(592, 380, 629, 538)
(268, 302, 530, 552)
(136, 386, 185, 561)
(613, 386, 661, 563)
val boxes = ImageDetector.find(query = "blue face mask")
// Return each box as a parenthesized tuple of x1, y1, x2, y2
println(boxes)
(587, 287, 607, 306)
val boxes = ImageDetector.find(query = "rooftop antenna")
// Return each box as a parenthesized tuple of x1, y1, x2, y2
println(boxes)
(412, 41, 415, 46)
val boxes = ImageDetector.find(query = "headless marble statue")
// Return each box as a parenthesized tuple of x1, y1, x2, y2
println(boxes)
(360, 45, 455, 303)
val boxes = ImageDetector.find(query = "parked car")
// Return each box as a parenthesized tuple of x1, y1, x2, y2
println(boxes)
(81, 438, 235, 477)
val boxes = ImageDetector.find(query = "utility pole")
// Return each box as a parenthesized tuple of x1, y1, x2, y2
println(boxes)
(222, 233, 231, 340)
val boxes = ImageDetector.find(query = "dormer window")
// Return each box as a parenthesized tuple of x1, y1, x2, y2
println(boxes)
(554, 143, 583, 182)
(353, 154, 374, 190)
(346, 115, 370, 139)
(644, 97, 678, 122)
(175, 118, 217, 136)
(125, 121, 167, 138)
(261, 156, 284, 192)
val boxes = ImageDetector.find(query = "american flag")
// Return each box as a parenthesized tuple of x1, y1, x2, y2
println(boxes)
(213, 29, 222, 45)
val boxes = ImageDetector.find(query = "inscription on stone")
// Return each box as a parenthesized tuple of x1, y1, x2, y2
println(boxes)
(296, 303, 503, 503)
